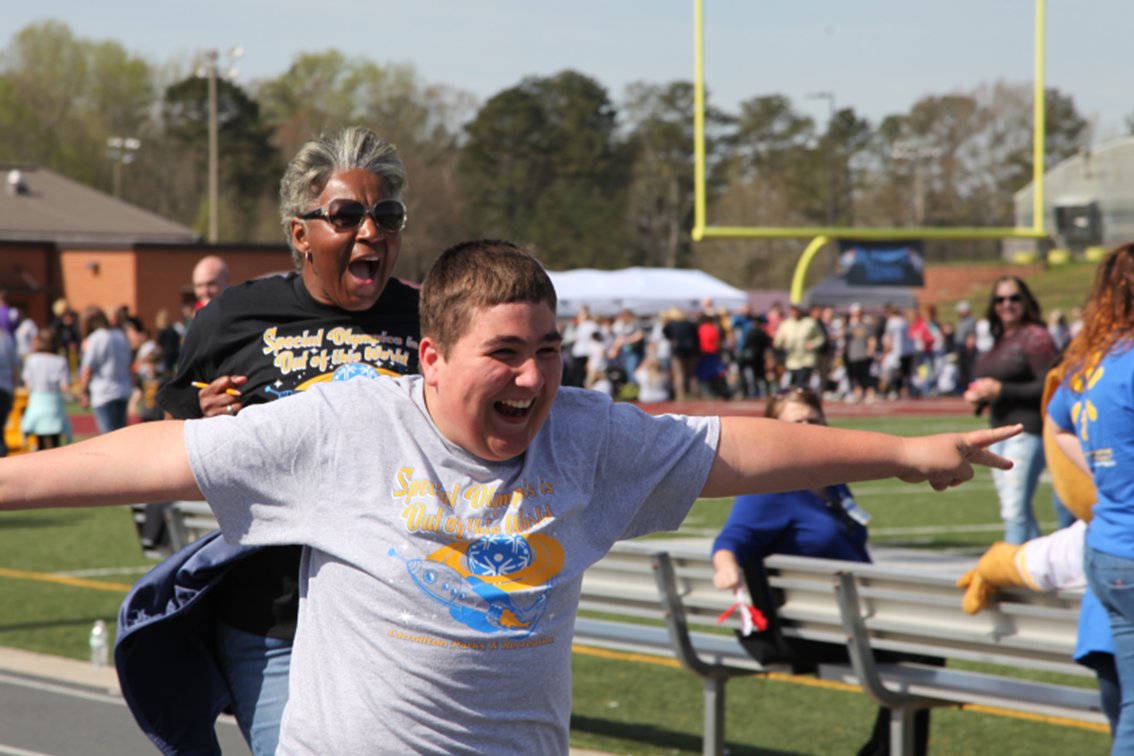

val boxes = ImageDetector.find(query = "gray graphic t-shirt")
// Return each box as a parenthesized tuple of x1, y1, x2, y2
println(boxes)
(186, 376, 719, 755)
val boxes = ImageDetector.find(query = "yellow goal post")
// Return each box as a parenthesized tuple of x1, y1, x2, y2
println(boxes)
(690, 0, 1050, 303)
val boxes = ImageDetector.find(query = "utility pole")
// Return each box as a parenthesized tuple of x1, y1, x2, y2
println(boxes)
(106, 137, 141, 198)
(199, 46, 243, 243)
(206, 49, 219, 243)
(890, 140, 942, 226)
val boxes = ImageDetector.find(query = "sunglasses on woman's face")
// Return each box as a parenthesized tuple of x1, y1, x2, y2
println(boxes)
(993, 294, 1023, 305)
(299, 198, 407, 233)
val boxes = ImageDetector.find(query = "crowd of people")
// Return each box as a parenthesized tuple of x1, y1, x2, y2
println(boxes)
(0, 283, 216, 453)
(560, 294, 1085, 406)
(0, 121, 1126, 754)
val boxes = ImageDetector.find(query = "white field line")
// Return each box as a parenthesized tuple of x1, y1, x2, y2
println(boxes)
(0, 672, 123, 706)
(0, 743, 53, 756)
(0, 671, 240, 736)
(52, 566, 150, 579)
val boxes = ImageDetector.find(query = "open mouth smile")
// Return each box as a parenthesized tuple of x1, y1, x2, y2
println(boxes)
(496, 398, 534, 418)
(348, 257, 381, 284)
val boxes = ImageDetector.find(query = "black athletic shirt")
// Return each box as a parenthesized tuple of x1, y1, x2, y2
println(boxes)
(157, 272, 420, 638)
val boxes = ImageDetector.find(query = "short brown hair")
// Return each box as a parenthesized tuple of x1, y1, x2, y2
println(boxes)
(34, 330, 57, 353)
(80, 306, 110, 339)
(764, 386, 826, 423)
(420, 240, 557, 355)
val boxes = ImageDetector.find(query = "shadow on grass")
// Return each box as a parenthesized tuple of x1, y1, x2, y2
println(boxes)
(570, 714, 797, 755)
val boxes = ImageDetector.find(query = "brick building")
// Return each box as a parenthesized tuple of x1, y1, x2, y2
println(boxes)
(0, 165, 292, 330)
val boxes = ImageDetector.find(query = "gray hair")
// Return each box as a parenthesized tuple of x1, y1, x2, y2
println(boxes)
(278, 126, 407, 268)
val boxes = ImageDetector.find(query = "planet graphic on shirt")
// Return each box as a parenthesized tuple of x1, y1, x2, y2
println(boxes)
(466, 535, 534, 577)
(331, 363, 382, 382)
(293, 361, 398, 391)
(426, 534, 564, 593)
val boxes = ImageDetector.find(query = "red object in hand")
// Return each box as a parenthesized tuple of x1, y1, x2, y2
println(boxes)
(716, 600, 769, 632)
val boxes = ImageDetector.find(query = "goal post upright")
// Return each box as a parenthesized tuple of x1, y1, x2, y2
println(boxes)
(690, 0, 1050, 302)
(1032, 0, 1046, 235)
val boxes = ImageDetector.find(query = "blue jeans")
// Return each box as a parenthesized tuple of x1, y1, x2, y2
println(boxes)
(217, 623, 292, 756)
(93, 398, 129, 435)
(989, 432, 1044, 544)
(1086, 545, 1134, 752)
(621, 350, 642, 385)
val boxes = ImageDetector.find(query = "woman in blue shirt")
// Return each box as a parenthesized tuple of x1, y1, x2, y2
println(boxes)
(713, 387, 870, 586)
(1049, 242, 1134, 753)
(712, 386, 927, 756)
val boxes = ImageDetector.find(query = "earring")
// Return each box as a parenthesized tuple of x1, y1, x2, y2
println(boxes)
(305, 252, 313, 263)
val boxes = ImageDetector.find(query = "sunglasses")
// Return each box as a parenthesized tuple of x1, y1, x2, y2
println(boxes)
(993, 294, 1023, 305)
(299, 198, 407, 233)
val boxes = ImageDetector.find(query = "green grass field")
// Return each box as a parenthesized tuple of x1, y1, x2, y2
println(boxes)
(569, 653, 1108, 755)
(0, 411, 1110, 755)
(0, 506, 149, 658)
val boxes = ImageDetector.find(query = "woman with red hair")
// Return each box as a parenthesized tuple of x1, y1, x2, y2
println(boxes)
(1049, 242, 1134, 751)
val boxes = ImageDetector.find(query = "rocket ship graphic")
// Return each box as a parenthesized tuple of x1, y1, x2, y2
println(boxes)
(391, 533, 563, 636)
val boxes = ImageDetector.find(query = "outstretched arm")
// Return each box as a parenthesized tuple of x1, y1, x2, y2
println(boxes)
(702, 417, 1020, 498)
(0, 422, 200, 511)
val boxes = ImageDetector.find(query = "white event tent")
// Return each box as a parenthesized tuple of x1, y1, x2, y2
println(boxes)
(547, 267, 748, 317)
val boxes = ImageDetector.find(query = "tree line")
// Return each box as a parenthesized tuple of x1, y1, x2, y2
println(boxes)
(2, 21, 1121, 287)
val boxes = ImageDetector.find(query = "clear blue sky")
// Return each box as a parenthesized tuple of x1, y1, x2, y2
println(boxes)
(6, 0, 1131, 140)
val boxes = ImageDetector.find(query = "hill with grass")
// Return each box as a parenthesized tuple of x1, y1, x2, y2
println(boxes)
(930, 258, 1101, 324)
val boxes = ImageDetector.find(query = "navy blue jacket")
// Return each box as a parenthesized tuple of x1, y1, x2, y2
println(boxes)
(115, 531, 262, 755)
(712, 484, 870, 565)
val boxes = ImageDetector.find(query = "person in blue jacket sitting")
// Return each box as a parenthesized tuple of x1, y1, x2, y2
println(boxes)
(712, 386, 928, 756)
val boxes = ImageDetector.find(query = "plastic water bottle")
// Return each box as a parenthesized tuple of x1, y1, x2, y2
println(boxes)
(89, 619, 109, 668)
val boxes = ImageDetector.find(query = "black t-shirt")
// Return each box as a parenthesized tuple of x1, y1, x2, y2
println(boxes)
(663, 319, 700, 358)
(973, 322, 1057, 435)
(743, 325, 771, 364)
(155, 325, 182, 375)
(158, 272, 420, 637)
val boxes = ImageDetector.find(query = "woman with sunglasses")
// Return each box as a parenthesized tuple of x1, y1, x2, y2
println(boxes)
(711, 386, 930, 754)
(117, 127, 419, 756)
(964, 276, 1057, 544)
